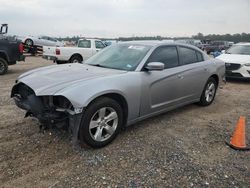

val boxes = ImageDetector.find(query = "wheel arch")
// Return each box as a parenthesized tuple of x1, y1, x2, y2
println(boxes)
(210, 74, 219, 86)
(70, 53, 83, 62)
(85, 92, 129, 127)
(25, 38, 33, 44)
(0, 51, 9, 62)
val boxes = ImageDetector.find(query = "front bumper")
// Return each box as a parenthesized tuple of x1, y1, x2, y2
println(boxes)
(13, 94, 67, 124)
(226, 65, 250, 80)
(11, 82, 84, 144)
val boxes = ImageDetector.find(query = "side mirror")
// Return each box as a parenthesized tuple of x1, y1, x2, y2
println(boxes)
(146, 62, 164, 71)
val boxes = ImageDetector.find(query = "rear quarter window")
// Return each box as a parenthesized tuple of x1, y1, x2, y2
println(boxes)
(196, 51, 204, 62)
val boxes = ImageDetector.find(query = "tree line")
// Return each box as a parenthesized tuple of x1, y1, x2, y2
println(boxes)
(58, 33, 250, 43)
(192, 33, 250, 43)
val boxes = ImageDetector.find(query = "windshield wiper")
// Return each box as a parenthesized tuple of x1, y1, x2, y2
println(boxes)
(89, 64, 108, 68)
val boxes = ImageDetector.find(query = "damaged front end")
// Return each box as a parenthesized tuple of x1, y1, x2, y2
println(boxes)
(11, 83, 83, 144)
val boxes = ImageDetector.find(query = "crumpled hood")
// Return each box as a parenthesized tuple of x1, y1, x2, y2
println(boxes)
(18, 63, 126, 95)
(216, 54, 250, 65)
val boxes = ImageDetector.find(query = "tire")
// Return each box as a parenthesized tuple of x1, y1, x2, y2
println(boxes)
(199, 77, 218, 106)
(0, 58, 8, 75)
(56, 60, 67, 64)
(69, 55, 82, 63)
(25, 39, 33, 46)
(79, 97, 123, 148)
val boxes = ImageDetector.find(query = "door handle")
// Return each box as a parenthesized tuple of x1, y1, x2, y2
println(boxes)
(177, 74, 184, 79)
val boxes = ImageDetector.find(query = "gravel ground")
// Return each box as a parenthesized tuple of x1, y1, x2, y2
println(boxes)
(0, 57, 250, 188)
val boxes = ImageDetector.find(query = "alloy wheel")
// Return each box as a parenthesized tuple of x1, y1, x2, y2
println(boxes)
(205, 82, 216, 103)
(89, 107, 118, 142)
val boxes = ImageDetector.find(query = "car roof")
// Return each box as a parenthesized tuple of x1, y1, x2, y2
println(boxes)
(121, 40, 163, 46)
(120, 40, 202, 50)
(235, 42, 250, 46)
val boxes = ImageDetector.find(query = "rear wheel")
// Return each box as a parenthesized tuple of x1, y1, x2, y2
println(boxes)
(199, 77, 218, 106)
(69, 55, 82, 63)
(25, 39, 33, 46)
(79, 97, 123, 148)
(0, 58, 8, 75)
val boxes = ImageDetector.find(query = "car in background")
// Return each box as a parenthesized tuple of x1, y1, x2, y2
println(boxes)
(12, 42, 225, 148)
(43, 38, 106, 64)
(216, 43, 250, 80)
(0, 24, 25, 75)
(102, 40, 117, 46)
(175, 39, 202, 49)
(204, 41, 230, 54)
(18, 35, 65, 47)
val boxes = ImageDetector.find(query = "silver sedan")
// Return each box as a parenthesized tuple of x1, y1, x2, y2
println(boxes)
(11, 41, 225, 148)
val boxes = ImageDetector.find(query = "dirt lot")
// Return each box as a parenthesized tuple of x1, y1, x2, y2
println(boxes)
(0, 57, 250, 188)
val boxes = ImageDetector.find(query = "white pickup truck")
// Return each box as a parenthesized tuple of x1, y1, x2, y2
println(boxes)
(43, 39, 106, 64)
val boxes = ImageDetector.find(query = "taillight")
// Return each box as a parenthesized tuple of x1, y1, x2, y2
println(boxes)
(19, 43, 24, 53)
(56, 48, 60, 55)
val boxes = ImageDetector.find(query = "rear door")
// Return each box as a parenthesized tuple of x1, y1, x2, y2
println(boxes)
(176, 46, 210, 100)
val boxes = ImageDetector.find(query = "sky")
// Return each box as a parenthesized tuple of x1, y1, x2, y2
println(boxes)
(0, 0, 250, 38)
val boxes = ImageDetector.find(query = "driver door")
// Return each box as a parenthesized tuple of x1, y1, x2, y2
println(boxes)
(140, 45, 185, 116)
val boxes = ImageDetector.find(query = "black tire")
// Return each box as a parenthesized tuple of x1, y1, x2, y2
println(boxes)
(0, 58, 8, 75)
(56, 60, 67, 64)
(25, 39, 33, 46)
(69, 55, 83, 63)
(79, 97, 123, 148)
(199, 77, 218, 106)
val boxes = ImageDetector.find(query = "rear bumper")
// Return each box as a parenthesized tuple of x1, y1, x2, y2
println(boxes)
(42, 55, 57, 61)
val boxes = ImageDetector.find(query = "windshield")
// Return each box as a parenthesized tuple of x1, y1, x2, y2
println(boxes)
(226, 45, 250, 55)
(85, 43, 151, 71)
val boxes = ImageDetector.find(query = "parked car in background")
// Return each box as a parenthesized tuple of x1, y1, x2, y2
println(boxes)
(43, 38, 106, 64)
(18, 35, 65, 47)
(204, 41, 230, 54)
(102, 40, 117, 46)
(0, 24, 25, 75)
(175, 39, 202, 49)
(12, 42, 225, 148)
(216, 43, 250, 80)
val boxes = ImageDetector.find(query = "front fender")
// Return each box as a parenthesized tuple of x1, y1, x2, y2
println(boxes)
(54, 72, 142, 121)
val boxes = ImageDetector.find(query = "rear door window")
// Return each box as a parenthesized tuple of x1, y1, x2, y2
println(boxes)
(78, 40, 91, 48)
(178, 47, 203, 65)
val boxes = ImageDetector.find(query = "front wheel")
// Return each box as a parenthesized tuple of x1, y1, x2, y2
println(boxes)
(79, 97, 123, 148)
(0, 58, 8, 75)
(199, 77, 218, 106)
